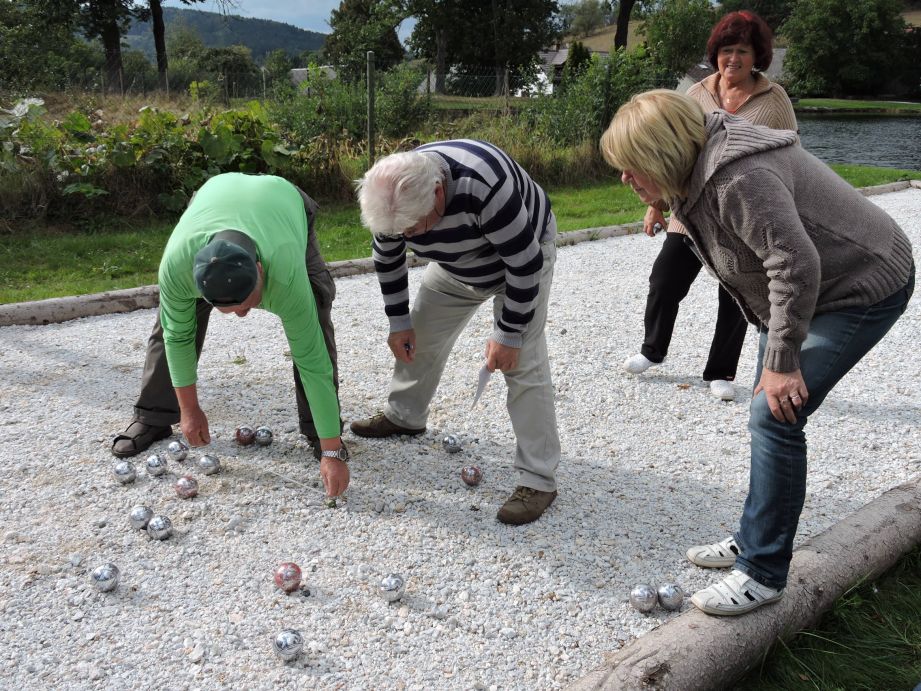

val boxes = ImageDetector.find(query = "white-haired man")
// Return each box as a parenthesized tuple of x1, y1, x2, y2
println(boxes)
(353, 140, 561, 525)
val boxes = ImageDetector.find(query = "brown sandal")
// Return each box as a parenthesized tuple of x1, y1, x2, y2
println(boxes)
(112, 421, 172, 458)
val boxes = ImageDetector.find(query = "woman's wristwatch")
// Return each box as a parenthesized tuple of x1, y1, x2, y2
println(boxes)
(320, 444, 349, 462)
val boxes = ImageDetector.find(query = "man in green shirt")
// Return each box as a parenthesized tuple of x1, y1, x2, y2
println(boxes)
(112, 173, 349, 496)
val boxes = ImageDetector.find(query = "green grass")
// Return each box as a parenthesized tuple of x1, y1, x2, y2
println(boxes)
(797, 98, 921, 112)
(734, 547, 921, 690)
(429, 94, 531, 111)
(1, 164, 918, 305)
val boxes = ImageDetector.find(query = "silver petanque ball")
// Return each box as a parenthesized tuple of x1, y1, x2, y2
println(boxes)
(113, 461, 136, 485)
(197, 454, 222, 475)
(175, 475, 199, 499)
(442, 434, 462, 454)
(272, 628, 304, 662)
(145, 453, 168, 477)
(380, 573, 406, 602)
(90, 563, 120, 593)
(460, 465, 483, 487)
(128, 504, 154, 530)
(629, 584, 658, 613)
(254, 426, 274, 446)
(657, 583, 685, 611)
(146, 514, 173, 540)
(166, 440, 189, 462)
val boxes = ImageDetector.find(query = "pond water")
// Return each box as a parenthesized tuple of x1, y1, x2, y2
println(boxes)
(797, 114, 921, 171)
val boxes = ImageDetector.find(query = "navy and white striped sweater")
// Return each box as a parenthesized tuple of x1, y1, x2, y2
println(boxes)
(371, 139, 556, 348)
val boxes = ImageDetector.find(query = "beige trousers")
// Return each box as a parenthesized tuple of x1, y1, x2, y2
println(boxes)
(384, 241, 560, 492)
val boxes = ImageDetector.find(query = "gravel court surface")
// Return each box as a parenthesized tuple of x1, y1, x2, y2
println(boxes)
(0, 189, 918, 690)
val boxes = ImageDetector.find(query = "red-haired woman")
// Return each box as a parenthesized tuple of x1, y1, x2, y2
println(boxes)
(623, 11, 797, 402)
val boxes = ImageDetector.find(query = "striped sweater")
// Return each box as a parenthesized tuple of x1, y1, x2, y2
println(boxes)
(371, 139, 556, 348)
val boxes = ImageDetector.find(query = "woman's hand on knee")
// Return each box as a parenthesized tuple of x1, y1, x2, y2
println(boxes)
(755, 368, 808, 423)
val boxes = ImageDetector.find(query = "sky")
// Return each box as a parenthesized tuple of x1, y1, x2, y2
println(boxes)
(210, 0, 416, 40)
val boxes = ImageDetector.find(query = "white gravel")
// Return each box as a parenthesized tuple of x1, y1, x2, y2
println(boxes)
(0, 189, 919, 690)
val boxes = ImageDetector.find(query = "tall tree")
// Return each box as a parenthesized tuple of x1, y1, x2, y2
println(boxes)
(716, 0, 791, 33)
(568, 0, 607, 37)
(409, 0, 560, 95)
(36, 0, 149, 93)
(641, 0, 713, 81)
(0, 1, 86, 91)
(407, 0, 466, 93)
(614, 0, 637, 48)
(325, 0, 406, 80)
(783, 0, 908, 97)
(148, 0, 235, 90)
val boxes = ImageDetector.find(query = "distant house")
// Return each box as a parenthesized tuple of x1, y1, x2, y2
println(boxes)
(289, 66, 337, 85)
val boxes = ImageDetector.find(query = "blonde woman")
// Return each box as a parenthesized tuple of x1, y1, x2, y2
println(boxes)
(601, 90, 913, 615)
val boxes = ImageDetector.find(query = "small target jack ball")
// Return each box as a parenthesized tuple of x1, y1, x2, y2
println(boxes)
(629, 584, 658, 613)
(129, 505, 154, 530)
(145, 453, 168, 477)
(273, 629, 304, 662)
(379, 573, 406, 602)
(113, 461, 136, 485)
(657, 583, 685, 611)
(273, 562, 302, 594)
(90, 563, 120, 592)
(175, 475, 198, 499)
(254, 426, 274, 446)
(460, 465, 483, 487)
(166, 440, 189, 462)
(235, 426, 256, 446)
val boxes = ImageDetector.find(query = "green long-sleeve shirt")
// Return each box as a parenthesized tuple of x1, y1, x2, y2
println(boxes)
(157, 173, 339, 438)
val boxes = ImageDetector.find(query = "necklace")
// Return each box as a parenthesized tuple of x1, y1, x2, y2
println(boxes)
(718, 80, 754, 114)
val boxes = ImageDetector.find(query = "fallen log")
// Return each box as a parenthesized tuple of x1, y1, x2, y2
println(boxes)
(568, 477, 921, 691)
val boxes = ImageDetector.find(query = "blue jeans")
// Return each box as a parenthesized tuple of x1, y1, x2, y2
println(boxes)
(734, 268, 914, 589)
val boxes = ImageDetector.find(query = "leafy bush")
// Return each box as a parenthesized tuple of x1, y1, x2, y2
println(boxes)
(523, 47, 667, 147)
(0, 97, 302, 220)
(375, 64, 431, 138)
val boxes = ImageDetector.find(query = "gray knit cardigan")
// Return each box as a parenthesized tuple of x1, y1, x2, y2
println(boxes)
(672, 113, 914, 373)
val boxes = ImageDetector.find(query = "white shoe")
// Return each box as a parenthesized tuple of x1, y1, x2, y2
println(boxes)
(686, 536, 741, 568)
(691, 569, 784, 616)
(709, 379, 736, 401)
(623, 353, 657, 374)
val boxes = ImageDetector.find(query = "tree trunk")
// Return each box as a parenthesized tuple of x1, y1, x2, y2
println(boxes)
(149, 0, 168, 90)
(100, 19, 123, 94)
(493, 66, 505, 97)
(566, 477, 921, 691)
(435, 29, 446, 94)
(614, 0, 635, 50)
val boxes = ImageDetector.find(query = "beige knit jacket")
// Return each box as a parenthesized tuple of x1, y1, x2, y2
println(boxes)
(666, 72, 797, 235)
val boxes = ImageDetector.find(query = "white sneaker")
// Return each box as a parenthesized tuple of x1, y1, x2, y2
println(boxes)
(623, 353, 656, 374)
(686, 536, 740, 568)
(709, 379, 736, 401)
(691, 569, 784, 616)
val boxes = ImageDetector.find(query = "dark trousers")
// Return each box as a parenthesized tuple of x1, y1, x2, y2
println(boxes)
(640, 232, 748, 381)
(132, 187, 340, 439)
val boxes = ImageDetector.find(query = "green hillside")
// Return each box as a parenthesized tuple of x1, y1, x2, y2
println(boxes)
(126, 7, 326, 62)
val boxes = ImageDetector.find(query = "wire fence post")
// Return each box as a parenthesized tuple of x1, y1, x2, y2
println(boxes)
(367, 51, 376, 168)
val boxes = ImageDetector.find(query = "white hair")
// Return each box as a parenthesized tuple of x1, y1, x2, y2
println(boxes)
(355, 151, 441, 237)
